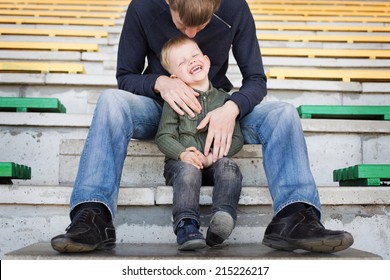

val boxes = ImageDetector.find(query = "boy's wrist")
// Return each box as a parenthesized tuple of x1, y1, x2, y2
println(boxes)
(179, 150, 188, 161)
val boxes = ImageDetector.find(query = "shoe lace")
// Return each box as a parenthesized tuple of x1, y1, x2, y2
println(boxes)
(305, 207, 325, 229)
(66, 208, 95, 232)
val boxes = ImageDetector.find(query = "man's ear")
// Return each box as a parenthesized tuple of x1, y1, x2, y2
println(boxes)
(170, 74, 177, 79)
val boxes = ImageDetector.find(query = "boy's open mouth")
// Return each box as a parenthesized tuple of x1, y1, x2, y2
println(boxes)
(190, 65, 202, 74)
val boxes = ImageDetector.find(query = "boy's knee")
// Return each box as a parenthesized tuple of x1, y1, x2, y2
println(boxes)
(178, 163, 202, 182)
(216, 158, 242, 180)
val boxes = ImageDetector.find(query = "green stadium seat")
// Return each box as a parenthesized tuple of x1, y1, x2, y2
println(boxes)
(297, 105, 390, 120)
(0, 162, 31, 184)
(0, 97, 66, 113)
(333, 164, 390, 186)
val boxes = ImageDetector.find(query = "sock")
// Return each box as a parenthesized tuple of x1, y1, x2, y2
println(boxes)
(276, 202, 307, 218)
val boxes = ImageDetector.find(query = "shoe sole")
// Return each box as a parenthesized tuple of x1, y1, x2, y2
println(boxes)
(206, 211, 234, 246)
(263, 232, 354, 253)
(51, 236, 116, 253)
(178, 239, 207, 251)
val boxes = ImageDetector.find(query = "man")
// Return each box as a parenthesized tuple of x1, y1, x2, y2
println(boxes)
(51, 0, 353, 253)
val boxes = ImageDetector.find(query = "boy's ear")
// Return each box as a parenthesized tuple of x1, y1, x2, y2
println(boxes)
(170, 74, 177, 78)
(204, 55, 211, 67)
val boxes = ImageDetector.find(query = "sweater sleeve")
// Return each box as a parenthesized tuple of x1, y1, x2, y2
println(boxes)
(226, 1, 267, 119)
(116, 2, 162, 99)
(155, 103, 187, 160)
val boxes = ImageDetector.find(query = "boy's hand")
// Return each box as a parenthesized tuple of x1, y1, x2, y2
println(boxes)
(155, 76, 201, 118)
(179, 147, 213, 169)
(179, 147, 204, 169)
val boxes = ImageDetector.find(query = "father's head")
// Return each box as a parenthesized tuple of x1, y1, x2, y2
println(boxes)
(167, 0, 221, 38)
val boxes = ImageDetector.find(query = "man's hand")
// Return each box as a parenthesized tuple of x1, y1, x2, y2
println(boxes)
(155, 76, 201, 118)
(197, 101, 240, 163)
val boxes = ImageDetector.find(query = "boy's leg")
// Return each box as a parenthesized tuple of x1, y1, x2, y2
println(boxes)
(204, 158, 243, 246)
(164, 160, 206, 250)
(51, 89, 162, 253)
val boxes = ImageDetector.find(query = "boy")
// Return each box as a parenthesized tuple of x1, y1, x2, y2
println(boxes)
(155, 35, 244, 250)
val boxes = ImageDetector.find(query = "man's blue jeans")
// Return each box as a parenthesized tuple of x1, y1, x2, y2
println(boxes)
(70, 89, 321, 219)
(164, 158, 243, 231)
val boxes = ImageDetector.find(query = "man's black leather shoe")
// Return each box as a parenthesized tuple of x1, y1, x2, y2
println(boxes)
(51, 207, 116, 253)
(262, 207, 354, 253)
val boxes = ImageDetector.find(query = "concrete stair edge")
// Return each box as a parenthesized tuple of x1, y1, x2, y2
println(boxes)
(3, 73, 390, 93)
(1, 184, 389, 206)
(4, 242, 383, 260)
(1, 112, 390, 133)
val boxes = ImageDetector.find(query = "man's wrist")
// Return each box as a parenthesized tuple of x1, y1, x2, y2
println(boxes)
(225, 100, 240, 117)
(154, 75, 166, 94)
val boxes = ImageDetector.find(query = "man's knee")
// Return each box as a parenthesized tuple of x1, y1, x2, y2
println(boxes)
(275, 102, 301, 123)
(98, 89, 128, 108)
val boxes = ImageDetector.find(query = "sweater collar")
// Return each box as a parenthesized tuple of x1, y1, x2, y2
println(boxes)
(193, 82, 213, 96)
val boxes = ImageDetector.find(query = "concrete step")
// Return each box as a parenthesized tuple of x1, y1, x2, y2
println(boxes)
(259, 40, 390, 50)
(4, 242, 382, 260)
(0, 35, 110, 44)
(0, 75, 115, 114)
(0, 50, 117, 62)
(1, 73, 390, 114)
(1, 112, 389, 186)
(3, 184, 389, 208)
(1, 112, 388, 259)
(229, 50, 390, 68)
(0, 185, 388, 260)
(2, 184, 389, 209)
(0, 43, 117, 74)
(262, 57, 390, 68)
(5, 48, 390, 69)
(0, 50, 117, 74)
(0, 59, 105, 75)
(0, 23, 123, 34)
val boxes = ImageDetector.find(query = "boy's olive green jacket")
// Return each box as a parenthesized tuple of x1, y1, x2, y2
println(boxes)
(155, 85, 244, 161)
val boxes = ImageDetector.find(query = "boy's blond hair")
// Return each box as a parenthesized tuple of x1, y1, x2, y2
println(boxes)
(169, 0, 221, 27)
(160, 35, 199, 73)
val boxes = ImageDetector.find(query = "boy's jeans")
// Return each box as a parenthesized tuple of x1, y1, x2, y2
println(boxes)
(164, 158, 243, 231)
(70, 89, 321, 219)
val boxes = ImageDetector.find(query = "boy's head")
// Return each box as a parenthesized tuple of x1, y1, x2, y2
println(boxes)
(160, 35, 210, 89)
(167, 0, 221, 38)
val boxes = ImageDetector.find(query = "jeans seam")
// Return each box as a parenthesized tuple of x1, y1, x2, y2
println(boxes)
(277, 199, 322, 217)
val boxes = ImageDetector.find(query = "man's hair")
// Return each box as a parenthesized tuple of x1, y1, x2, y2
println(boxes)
(169, 0, 221, 27)
(160, 35, 199, 73)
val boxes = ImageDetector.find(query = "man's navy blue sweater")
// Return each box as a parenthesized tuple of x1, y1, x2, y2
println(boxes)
(116, 0, 267, 119)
